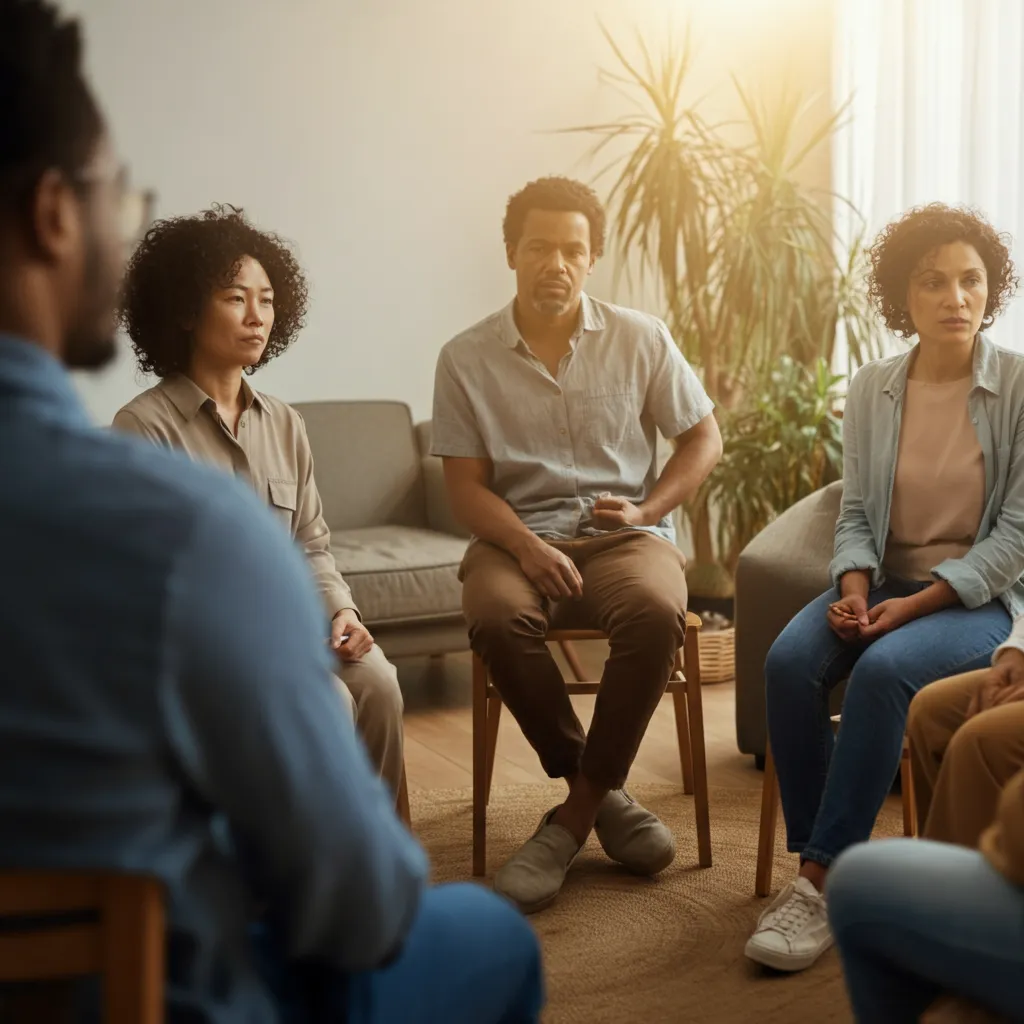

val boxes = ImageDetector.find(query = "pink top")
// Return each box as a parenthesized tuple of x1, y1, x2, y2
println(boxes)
(883, 376, 985, 582)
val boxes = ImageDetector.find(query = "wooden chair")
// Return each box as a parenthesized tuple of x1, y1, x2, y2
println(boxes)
(754, 722, 917, 897)
(0, 871, 165, 1024)
(471, 611, 711, 876)
(397, 764, 412, 828)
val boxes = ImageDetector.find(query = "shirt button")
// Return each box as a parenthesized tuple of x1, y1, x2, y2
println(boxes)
(559, 428, 567, 435)
(972, 417, 978, 425)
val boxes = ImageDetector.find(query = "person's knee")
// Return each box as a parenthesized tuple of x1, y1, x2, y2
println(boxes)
(435, 883, 541, 970)
(362, 651, 404, 720)
(846, 645, 906, 707)
(610, 592, 685, 649)
(467, 602, 545, 653)
(827, 844, 875, 937)
(944, 714, 988, 769)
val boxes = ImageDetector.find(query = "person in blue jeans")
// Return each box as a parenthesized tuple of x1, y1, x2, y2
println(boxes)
(0, 3, 543, 1022)
(745, 204, 1024, 973)
(828, 766, 1024, 1023)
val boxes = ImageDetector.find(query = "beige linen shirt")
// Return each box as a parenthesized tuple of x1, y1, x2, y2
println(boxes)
(430, 293, 714, 543)
(113, 374, 356, 619)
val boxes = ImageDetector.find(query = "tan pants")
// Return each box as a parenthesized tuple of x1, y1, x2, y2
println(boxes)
(907, 670, 1024, 847)
(332, 644, 405, 799)
(461, 530, 688, 790)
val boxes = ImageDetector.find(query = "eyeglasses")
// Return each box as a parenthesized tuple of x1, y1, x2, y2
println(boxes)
(72, 163, 155, 249)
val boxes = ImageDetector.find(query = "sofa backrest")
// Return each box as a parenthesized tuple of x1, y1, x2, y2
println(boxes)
(292, 400, 426, 531)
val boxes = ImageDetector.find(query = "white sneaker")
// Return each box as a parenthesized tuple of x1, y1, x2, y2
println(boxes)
(744, 876, 833, 972)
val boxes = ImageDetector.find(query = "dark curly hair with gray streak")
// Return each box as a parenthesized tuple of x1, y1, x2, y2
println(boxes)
(119, 204, 309, 378)
(868, 203, 1018, 337)
(503, 176, 607, 257)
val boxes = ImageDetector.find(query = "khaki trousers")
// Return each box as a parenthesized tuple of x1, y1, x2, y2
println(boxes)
(460, 530, 688, 791)
(332, 644, 405, 799)
(907, 670, 1024, 847)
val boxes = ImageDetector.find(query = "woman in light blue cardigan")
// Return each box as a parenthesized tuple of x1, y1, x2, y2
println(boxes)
(745, 204, 1024, 974)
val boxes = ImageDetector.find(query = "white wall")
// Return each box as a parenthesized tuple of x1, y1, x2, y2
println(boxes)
(67, 0, 833, 425)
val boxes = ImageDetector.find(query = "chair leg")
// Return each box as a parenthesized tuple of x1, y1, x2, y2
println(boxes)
(671, 664, 694, 795)
(484, 692, 502, 805)
(755, 742, 780, 897)
(683, 629, 712, 868)
(472, 653, 488, 877)
(557, 639, 589, 683)
(901, 743, 917, 838)
(397, 763, 411, 828)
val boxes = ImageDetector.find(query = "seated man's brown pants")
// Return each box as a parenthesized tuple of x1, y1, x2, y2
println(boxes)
(907, 670, 1024, 847)
(461, 530, 688, 791)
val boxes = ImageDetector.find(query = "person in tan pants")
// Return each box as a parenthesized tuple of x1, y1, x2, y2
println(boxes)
(907, 619, 1024, 847)
(432, 177, 722, 913)
(112, 206, 406, 804)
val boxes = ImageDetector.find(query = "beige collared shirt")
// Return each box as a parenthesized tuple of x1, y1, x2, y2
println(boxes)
(430, 293, 714, 542)
(112, 374, 355, 619)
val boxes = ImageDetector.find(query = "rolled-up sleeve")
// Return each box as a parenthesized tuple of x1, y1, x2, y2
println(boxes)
(160, 482, 426, 970)
(932, 404, 1024, 608)
(429, 347, 489, 458)
(830, 373, 882, 587)
(643, 319, 714, 438)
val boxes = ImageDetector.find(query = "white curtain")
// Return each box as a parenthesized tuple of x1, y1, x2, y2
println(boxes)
(833, 0, 1024, 353)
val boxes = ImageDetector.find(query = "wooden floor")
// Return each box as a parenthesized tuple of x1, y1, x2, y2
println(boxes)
(398, 638, 762, 795)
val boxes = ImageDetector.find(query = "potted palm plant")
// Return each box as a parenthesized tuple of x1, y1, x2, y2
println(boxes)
(562, 25, 884, 606)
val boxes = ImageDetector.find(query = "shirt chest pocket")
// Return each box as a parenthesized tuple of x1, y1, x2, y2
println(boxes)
(267, 478, 298, 530)
(579, 386, 638, 447)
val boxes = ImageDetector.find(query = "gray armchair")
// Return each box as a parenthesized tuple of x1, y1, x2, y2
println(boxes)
(734, 481, 844, 761)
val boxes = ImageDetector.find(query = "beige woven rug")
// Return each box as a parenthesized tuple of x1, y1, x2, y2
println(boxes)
(411, 782, 904, 1024)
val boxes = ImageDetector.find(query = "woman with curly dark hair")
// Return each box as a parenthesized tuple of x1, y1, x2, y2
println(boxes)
(113, 205, 406, 808)
(746, 204, 1024, 974)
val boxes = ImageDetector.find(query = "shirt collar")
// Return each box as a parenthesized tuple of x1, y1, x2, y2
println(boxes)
(158, 373, 265, 420)
(499, 292, 606, 349)
(880, 332, 1000, 399)
(0, 334, 92, 429)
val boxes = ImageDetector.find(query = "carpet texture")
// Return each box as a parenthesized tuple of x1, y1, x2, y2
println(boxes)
(411, 782, 904, 1024)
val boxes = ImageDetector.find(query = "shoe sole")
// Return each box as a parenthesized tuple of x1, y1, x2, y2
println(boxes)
(494, 887, 560, 915)
(743, 935, 833, 973)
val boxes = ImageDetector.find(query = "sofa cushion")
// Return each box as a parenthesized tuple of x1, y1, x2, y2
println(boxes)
(330, 525, 468, 626)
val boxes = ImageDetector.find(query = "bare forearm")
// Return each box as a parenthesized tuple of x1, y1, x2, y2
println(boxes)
(448, 479, 537, 557)
(840, 569, 871, 601)
(641, 428, 722, 525)
(903, 580, 961, 619)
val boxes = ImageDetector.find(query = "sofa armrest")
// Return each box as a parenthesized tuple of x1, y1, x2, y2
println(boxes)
(415, 420, 471, 539)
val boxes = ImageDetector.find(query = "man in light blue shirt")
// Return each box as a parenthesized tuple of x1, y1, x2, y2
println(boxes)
(0, 3, 541, 1021)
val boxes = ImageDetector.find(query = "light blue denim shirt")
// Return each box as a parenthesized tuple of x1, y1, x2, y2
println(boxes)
(831, 332, 1024, 617)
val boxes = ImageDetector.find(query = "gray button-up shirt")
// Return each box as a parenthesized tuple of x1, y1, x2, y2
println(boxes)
(430, 294, 713, 543)
(832, 332, 1024, 617)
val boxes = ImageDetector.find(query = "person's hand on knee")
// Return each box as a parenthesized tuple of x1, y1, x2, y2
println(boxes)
(967, 649, 1024, 718)
(331, 608, 374, 661)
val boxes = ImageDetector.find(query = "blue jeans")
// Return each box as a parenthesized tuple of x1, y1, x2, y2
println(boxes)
(765, 581, 1010, 867)
(250, 883, 544, 1023)
(829, 840, 1024, 1022)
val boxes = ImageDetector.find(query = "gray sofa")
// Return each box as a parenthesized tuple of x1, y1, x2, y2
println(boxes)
(734, 481, 844, 761)
(293, 400, 471, 660)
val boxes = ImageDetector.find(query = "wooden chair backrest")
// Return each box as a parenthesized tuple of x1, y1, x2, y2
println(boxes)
(0, 871, 165, 1024)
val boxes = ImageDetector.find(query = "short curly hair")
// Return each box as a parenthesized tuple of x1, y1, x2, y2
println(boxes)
(503, 176, 606, 258)
(868, 203, 1018, 336)
(119, 204, 309, 378)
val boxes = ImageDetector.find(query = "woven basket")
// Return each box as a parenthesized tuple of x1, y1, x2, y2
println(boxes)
(697, 626, 735, 685)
